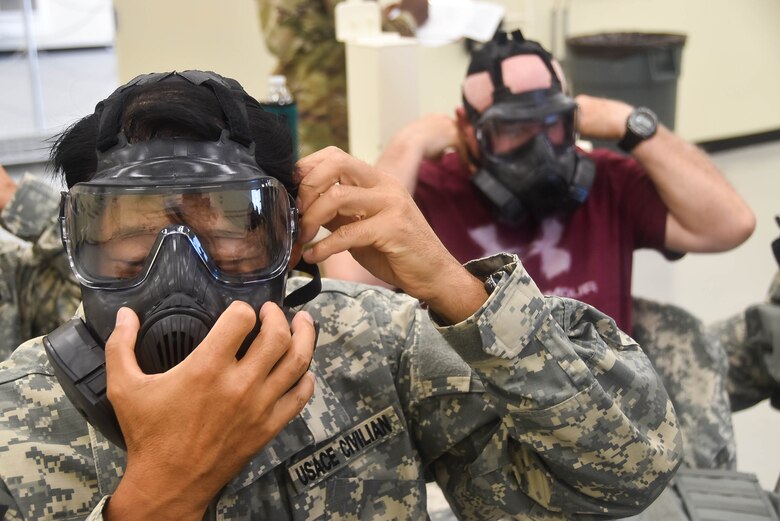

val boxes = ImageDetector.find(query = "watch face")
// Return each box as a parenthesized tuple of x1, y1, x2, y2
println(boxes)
(628, 108, 658, 138)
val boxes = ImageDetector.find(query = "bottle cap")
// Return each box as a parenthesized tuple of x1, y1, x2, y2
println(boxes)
(269, 75, 287, 86)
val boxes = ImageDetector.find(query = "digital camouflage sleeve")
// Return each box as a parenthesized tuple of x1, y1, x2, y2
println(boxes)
(0, 254, 682, 520)
(0, 174, 80, 360)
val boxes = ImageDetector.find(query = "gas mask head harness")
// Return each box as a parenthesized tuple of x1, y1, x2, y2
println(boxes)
(464, 30, 595, 225)
(44, 70, 320, 448)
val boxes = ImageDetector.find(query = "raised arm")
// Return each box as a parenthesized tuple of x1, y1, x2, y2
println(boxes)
(576, 94, 755, 253)
(375, 113, 462, 193)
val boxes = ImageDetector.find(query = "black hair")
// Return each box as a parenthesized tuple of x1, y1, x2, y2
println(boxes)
(50, 76, 297, 195)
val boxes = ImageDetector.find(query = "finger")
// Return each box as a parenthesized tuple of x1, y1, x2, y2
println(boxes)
(198, 300, 258, 362)
(240, 301, 293, 379)
(105, 307, 143, 380)
(295, 149, 380, 214)
(294, 146, 341, 177)
(298, 183, 389, 244)
(262, 311, 316, 395)
(267, 371, 316, 429)
(303, 218, 389, 265)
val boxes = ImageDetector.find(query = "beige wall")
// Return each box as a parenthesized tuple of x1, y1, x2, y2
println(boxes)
(113, 0, 780, 142)
(493, 0, 780, 142)
(113, 0, 275, 101)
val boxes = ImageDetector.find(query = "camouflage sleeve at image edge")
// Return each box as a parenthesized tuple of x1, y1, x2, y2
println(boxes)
(0, 174, 80, 359)
(1, 173, 60, 241)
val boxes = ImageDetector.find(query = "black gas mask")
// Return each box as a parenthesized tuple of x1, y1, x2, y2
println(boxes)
(465, 31, 595, 225)
(44, 71, 320, 448)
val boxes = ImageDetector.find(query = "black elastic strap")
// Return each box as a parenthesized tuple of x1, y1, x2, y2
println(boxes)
(284, 260, 322, 308)
(170, 71, 253, 148)
(96, 72, 171, 152)
(96, 71, 254, 152)
(203, 78, 253, 147)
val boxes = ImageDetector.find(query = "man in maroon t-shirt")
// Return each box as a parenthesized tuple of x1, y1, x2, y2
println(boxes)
(321, 31, 757, 477)
(324, 31, 755, 335)
(412, 146, 673, 330)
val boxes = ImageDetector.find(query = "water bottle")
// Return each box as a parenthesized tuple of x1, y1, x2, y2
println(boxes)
(261, 75, 299, 160)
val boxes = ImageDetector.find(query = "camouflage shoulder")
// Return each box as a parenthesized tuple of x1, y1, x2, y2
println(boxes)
(288, 275, 422, 354)
(0, 335, 105, 521)
(0, 336, 52, 385)
(288, 275, 409, 305)
(291, 276, 418, 317)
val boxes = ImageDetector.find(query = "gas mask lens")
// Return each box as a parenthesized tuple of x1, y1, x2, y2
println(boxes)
(477, 109, 576, 160)
(62, 178, 295, 288)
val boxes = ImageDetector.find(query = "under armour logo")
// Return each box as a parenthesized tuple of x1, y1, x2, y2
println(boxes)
(526, 218, 570, 280)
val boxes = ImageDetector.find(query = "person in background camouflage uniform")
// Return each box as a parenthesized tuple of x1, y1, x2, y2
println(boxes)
(0, 71, 683, 520)
(0, 166, 80, 359)
(257, 0, 427, 156)
(632, 298, 736, 470)
(710, 261, 780, 412)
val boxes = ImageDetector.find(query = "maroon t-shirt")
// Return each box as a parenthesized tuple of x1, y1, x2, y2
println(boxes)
(414, 149, 673, 332)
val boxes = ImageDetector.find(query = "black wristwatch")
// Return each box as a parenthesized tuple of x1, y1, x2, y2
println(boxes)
(617, 107, 658, 153)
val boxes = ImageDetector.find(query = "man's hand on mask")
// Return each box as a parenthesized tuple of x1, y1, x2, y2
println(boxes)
(103, 302, 316, 521)
(296, 147, 486, 324)
(575, 94, 634, 141)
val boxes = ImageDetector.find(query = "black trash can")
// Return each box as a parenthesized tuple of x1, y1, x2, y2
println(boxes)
(564, 32, 686, 150)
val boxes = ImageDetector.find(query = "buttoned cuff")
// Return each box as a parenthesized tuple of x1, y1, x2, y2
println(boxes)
(432, 253, 550, 363)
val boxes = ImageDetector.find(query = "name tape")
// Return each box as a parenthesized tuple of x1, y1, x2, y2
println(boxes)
(287, 405, 403, 493)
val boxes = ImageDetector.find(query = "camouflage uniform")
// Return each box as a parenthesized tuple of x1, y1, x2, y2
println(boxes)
(709, 271, 780, 412)
(257, 0, 416, 156)
(0, 174, 80, 360)
(631, 298, 736, 470)
(0, 253, 682, 520)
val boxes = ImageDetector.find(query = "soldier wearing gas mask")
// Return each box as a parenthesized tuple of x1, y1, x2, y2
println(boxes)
(0, 71, 687, 520)
(327, 30, 755, 336)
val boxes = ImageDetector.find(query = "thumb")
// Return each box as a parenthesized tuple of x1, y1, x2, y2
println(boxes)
(104, 307, 143, 379)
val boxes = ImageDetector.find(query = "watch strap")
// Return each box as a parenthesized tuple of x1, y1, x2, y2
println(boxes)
(617, 129, 644, 153)
(618, 107, 658, 153)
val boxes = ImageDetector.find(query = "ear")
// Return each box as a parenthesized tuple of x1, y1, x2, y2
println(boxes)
(455, 106, 479, 159)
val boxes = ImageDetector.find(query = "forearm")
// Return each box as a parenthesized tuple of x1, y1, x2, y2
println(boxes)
(436, 256, 683, 514)
(375, 134, 426, 194)
(633, 126, 755, 252)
